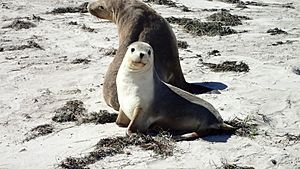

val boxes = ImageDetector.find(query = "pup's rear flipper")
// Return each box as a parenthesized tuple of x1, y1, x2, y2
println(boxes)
(172, 132, 202, 141)
(220, 123, 236, 133)
(173, 124, 236, 141)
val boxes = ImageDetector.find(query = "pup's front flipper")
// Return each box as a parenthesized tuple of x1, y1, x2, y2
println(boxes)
(126, 107, 146, 136)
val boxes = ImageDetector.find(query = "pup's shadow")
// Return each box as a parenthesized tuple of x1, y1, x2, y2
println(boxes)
(202, 134, 232, 143)
(194, 82, 228, 92)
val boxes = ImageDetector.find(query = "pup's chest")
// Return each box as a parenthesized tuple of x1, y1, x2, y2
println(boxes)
(117, 74, 154, 120)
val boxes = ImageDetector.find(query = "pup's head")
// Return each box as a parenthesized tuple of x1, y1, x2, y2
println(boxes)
(124, 42, 154, 72)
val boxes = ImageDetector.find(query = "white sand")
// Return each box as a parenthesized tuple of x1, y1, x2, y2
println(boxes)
(0, 0, 299, 168)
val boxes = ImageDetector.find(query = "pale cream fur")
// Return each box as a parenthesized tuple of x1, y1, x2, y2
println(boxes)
(116, 42, 154, 120)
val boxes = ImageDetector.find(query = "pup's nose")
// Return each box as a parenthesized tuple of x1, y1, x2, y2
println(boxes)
(139, 53, 144, 59)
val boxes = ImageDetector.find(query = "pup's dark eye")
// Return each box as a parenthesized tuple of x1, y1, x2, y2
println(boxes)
(148, 50, 151, 55)
(99, 6, 104, 9)
(131, 48, 135, 52)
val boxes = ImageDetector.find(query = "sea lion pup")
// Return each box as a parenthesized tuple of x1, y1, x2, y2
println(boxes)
(88, 0, 213, 111)
(116, 42, 234, 140)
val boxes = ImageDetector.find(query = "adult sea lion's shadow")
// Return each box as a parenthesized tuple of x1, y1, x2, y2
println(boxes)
(193, 82, 228, 93)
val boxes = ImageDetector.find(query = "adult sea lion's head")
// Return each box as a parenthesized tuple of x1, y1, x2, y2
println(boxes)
(87, 0, 115, 20)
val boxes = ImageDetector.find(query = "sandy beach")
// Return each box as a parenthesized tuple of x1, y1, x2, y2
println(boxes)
(0, 0, 299, 168)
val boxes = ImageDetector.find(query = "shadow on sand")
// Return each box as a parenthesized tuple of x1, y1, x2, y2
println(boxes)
(194, 81, 228, 92)
(202, 134, 232, 143)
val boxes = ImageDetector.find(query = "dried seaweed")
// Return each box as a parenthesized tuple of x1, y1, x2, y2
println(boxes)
(49, 2, 89, 14)
(208, 50, 221, 56)
(217, 161, 255, 169)
(267, 28, 287, 35)
(144, 0, 192, 12)
(215, 0, 268, 7)
(270, 40, 296, 46)
(81, 24, 96, 33)
(52, 100, 86, 123)
(207, 11, 251, 26)
(166, 17, 237, 36)
(32, 14, 45, 21)
(283, 133, 300, 142)
(82, 110, 118, 124)
(99, 48, 117, 56)
(203, 61, 250, 72)
(0, 40, 43, 52)
(71, 58, 91, 64)
(59, 133, 174, 169)
(24, 124, 54, 141)
(52, 100, 117, 125)
(292, 68, 300, 75)
(68, 21, 78, 25)
(144, 0, 176, 7)
(2, 20, 36, 30)
(225, 117, 258, 138)
(177, 40, 189, 49)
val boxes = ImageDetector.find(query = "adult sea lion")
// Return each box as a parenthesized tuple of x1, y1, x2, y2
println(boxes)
(88, 0, 213, 111)
(116, 42, 234, 140)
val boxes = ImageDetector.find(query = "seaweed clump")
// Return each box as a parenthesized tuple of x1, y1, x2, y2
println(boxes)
(2, 20, 36, 30)
(166, 17, 237, 36)
(203, 61, 250, 72)
(292, 68, 300, 75)
(283, 133, 300, 142)
(270, 40, 296, 46)
(214, 0, 294, 9)
(99, 47, 117, 56)
(207, 11, 251, 26)
(144, 0, 176, 7)
(208, 50, 221, 56)
(267, 28, 287, 35)
(71, 58, 91, 64)
(217, 161, 255, 169)
(215, 0, 267, 7)
(52, 100, 118, 125)
(59, 133, 174, 169)
(24, 124, 54, 141)
(177, 40, 189, 49)
(81, 24, 96, 33)
(144, 0, 192, 12)
(52, 100, 86, 123)
(82, 110, 118, 124)
(276, 133, 300, 146)
(225, 117, 258, 138)
(49, 2, 89, 14)
(0, 40, 43, 52)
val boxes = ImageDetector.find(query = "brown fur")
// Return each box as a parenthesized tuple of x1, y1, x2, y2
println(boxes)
(88, 0, 212, 110)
